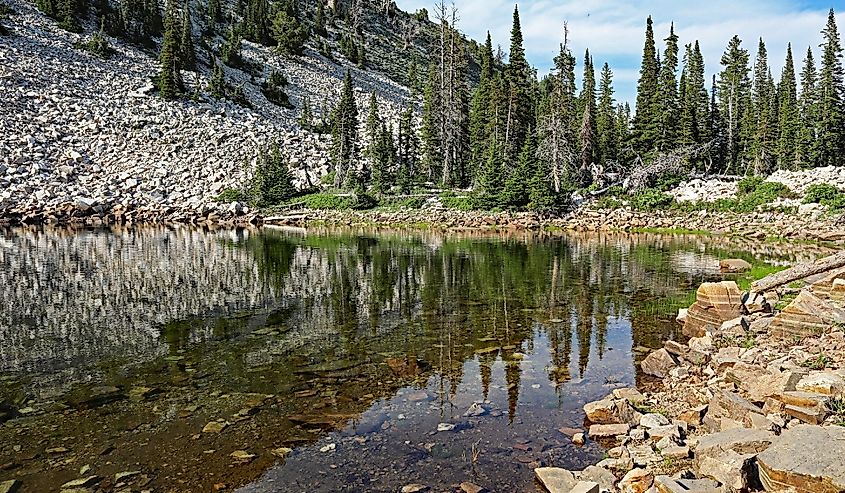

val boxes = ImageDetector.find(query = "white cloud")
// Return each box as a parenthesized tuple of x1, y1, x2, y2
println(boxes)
(394, 0, 843, 105)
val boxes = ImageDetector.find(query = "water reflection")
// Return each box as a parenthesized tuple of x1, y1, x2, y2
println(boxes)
(0, 226, 832, 492)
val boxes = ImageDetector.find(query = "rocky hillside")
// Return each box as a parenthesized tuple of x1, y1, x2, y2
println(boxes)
(0, 0, 420, 221)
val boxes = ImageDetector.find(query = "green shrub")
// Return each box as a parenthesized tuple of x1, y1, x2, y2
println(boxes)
(630, 188, 674, 211)
(737, 176, 765, 196)
(75, 28, 115, 58)
(302, 193, 355, 210)
(320, 171, 336, 186)
(440, 192, 474, 211)
(261, 70, 293, 108)
(216, 188, 248, 203)
(803, 183, 843, 204)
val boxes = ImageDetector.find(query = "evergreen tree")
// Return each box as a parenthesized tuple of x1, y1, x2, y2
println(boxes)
(207, 0, 221, 29)
(272, 0, 309, 55)
(244, 0, 272, 45)
(473, 142, 504, 209)
(397, 107, 419, 193)
(144, 0, 164, 38)
(578, 50, 597, 175)
(504, 6, 534, 161)
(365, 92, 382, 159)
(656, 23, 679, 151)
(407, 57, 420, 98)
(776, 44, 799, 169)
(314, 0, 325, 36)
(220, 27, 244, 68)
(252, 143, 297, 206)
(330, 70, 359, 187)
(749, 38, 777, 174)
(631, 16, 660, 156)
(717, 35, 751, 173)
(158, 0, 183, 99)
(596, 62, 617, 164)
(299, 95, 314, 130)
(179, 1, 196, 72)
(420, 62, 441, 182)
(371, 124, 396, 193)
(708, 74, 726, 167)
(208, 59, 225, 98)
(798, 47, 820, 167)
(502, 131, 535, 207)
(469, 32, 494, 178)
(818, 9, 844, 166)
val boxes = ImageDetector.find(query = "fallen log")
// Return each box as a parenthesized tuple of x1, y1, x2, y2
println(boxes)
(751, 251, 845, 293)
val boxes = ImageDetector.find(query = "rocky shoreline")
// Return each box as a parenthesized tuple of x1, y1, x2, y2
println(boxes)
(4, 203, 845, 247)
(532, 253, 845, 493)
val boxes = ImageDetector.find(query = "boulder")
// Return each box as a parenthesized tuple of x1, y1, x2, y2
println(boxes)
(743, 292, 771, 314)
(795, 371, 845, 396)
(703, 390, 765, 432)
(588, 423, 630, 439)
(569, 482, 599, 493)
(534, 467, 577, 493)
(576, 466, 616, 491)
(720, 258, 752, 273)
(684, 281, 744, 338)
(654, 476, 721, 493)
(724, 362, 804, 403)
(641, 349, 678, 379)
(640, 413, 671, 429)
(619, 469, 653, 493)
(718, 316, 749, 338)
(757, 425, 845, 493)
(697, 449, 758, 492)
(769, 290, 845, 340)
(612, 387, 646, 405)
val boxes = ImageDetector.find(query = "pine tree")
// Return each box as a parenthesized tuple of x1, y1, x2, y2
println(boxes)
(420, 62, 441, 182)
(818, 9, 844, 166)
(365, 92, 382, 160)
(656, 23, 679, 151)
(407, 57, 420, 98)
(314, 0, 326, 37)
(749, 38, 777, 174)
(798, 47, 820, 167)
(244, 0, 272, 45)
(504, 5, 534, 162)
(208, 59, 225, 98)
(207, 0, 221, 30)
(596, 62, 617, 164)
(179, 1, 196, 72)
(575, 51, 596, 187)
(776, 44, 799, 169)
(502, 131, 535, 207)
(469, 32, 494, 180)
(708, 75, 726, 167)
(158, 0, 182, 100)
(252, 143, 297, 206)
(272, 0, 309, 55)
(631, 16, 660, 156)
(331, 70, 359, 188)
(397, 107, 419, 193)
(473, 141, 504, 210)
(578, 50, 597, 178)
(717, 35, 751, 173)
(299, 95, 314, 130)
(371, 124, 396, 193)
(144, 0, 164, 38)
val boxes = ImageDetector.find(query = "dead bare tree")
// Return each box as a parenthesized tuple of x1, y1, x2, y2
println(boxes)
(624, 141, 715, 193)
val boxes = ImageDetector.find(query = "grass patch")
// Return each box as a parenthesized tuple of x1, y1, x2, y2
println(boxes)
(801, 353, 833, 370)
(630, 227, 711, 235)
(735, 263, 786, 291)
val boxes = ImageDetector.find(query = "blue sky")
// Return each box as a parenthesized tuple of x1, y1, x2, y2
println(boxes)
(395, 0, 845, 105)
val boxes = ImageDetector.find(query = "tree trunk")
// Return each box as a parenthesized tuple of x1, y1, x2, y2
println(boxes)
(751, 251, 845, 293)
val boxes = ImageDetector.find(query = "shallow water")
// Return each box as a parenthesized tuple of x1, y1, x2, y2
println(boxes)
(0, 225, 831, 492)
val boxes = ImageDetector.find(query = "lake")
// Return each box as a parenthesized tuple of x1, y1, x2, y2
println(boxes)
(0, 225, 831, 492)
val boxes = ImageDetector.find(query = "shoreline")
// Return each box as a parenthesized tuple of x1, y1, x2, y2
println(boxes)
(3, 204, 845, 245)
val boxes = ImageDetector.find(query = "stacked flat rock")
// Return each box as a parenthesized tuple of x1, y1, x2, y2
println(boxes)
(683, 281, 744, 338)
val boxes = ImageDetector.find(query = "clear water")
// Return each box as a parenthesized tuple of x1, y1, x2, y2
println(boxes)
(0, 226, 828, 492)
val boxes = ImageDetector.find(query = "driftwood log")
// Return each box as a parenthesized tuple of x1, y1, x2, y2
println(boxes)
(751, 251, 845, 293)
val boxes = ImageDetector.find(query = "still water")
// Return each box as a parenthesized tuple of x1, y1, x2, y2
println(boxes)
(0, 226, 830, 492)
